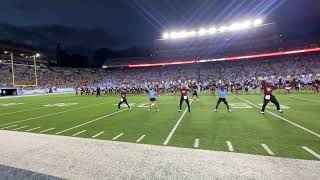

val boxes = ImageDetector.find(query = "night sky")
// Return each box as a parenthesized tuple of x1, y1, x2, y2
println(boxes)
(0, 0, 319, 48)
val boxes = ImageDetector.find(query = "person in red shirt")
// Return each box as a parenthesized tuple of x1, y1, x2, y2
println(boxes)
(179, 85, 191, 112)
(117, 86, 131, 111)
(261, 81, 283, 114)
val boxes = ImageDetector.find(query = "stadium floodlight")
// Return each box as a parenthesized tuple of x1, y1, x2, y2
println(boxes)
(219, 26, 228, 33)
(163, 32, 170, 39)
(162, 17, 264, 39)
(208, 27, 217, 34)
(177, 31, 188, 38)
(229, 22, 241, 31)
(35, 53, 41, 57)
(198, 28, 207, 35)
(253, 19, 263, 26)
(4, 51, 8, 54)
(188, 30, 196, 37)
(240, 20, 252, 29)
(170, 31, 178, 39)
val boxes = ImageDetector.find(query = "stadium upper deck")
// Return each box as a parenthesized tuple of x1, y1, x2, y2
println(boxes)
(0, 40, 47, 66)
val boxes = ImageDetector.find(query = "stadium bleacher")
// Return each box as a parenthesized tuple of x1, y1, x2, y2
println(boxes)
(1, 53, 319, 92)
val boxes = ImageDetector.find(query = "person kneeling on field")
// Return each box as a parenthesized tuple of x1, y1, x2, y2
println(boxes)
(146, 86, 159, 111)
(261, 81, 283, 114)
(215, 85, 231, 112)
(118, 86, 131, 111)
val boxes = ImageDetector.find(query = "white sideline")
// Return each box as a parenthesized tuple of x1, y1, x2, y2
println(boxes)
(194, 139, 199, 148)
(0, 107, 47, 116)
(226, 141, 234, 152)
(136, 135, 146, 142)
(25, 127, 40, 132)
(1, 125, 17, 129)
(302, 146, 320, 159)
(40, 128, 55, 133)
(92, 131, 104, 138)
(112, 133, 124, 140)
(54, 102, 144, 135)
(237, 96, 320, 138)
(261, 144, 275, 156)
(163, 98, 194, 145)
(12, 126, 28, 130)
(72, 130, 87, 137)
(0, 102, 108, 127)
(290, 96, 320, 103)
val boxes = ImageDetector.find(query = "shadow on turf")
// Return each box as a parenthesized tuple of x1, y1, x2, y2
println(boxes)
(0, 164, 63, 180)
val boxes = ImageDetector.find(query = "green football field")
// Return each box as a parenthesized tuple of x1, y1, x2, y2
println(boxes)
(0, 92, 319, 160)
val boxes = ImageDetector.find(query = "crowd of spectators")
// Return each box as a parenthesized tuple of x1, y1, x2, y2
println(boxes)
(1, 53, 320, 93)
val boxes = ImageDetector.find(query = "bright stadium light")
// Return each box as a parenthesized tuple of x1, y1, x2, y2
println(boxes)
(253, 19, 263, 26)
(219, 26, 228, 33)
(188, 30, 196, 37)
(35, 53, 41, 57)
(241, 20, 252, 29)
(170, 31, 178, 39)
(162, 17, 264, 39)
(208, 27, 217, 34)
(163, 32, 170, 39)
(178, 31, 188, 38)
(229, 22, 242, 31)
(198, 28, 207, 35)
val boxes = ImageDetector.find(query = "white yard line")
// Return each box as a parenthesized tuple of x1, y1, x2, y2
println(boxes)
(92, 131, 104, 138)
(261, 144, 275, 156)
(0, 107, 47, 116)
(55, 109, 127, 135)
(40, 128, 55, 133)
(163, 98, 194, 145)
(72, 130, 87, 137)
(194, 139, 199, 148)
(54, 102, 144, 135)
(236, 96, 320, 139)
(226, 141, 234, 152)
(290, 96, 320, 103)
(0, 102, 108, 127)
(25, 127, 41, 132)
(12, 126, 28, 131)
(302, 146, 320, 159)
(136, 135, 146, 142)
(112, 133, 124, 140)
(1, 125, 18, 130)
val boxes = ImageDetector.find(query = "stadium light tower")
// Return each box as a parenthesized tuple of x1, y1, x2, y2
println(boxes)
(253, 19, 263, 26)
(198, 28, 207, 35)
(208, 27, 217, 34)
(163, 32, 170, 39)
(35, 53, 41, 58)
(161, 18, 264, 40)
(219, 26, 228, 33)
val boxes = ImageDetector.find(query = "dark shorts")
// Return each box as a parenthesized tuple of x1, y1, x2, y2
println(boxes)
(150, 98, 156, 102)
(193, 91, 197, 96)
(120, 97, 127, 103)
